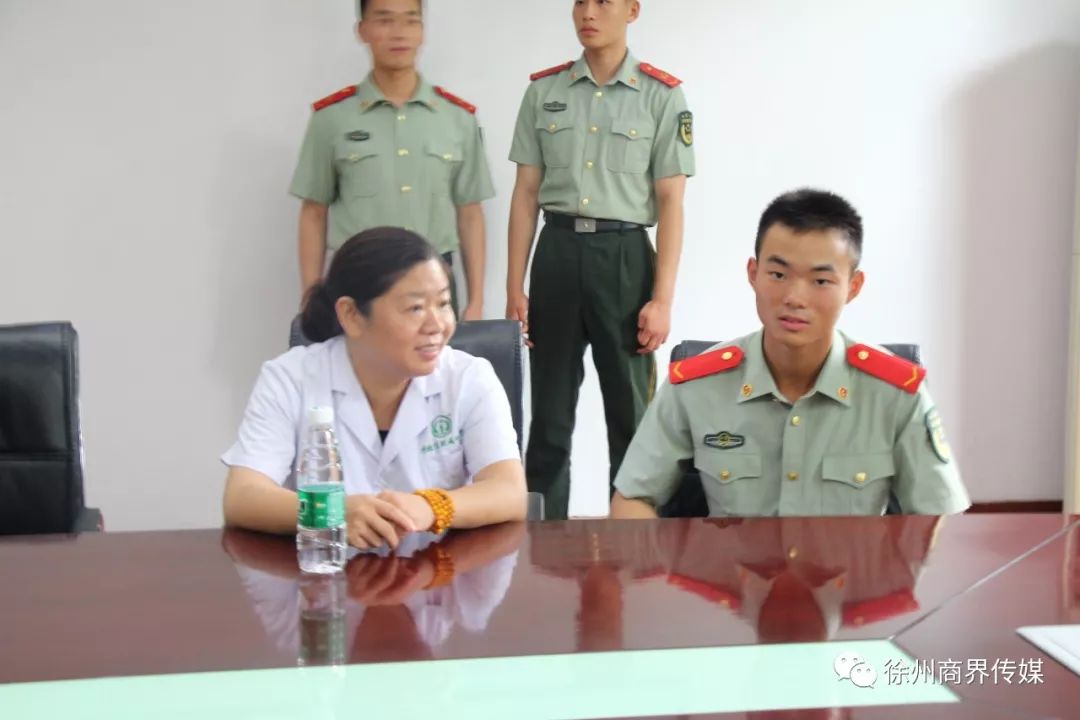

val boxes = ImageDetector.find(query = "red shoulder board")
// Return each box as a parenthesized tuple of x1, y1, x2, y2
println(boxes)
(669, 346, 743, 385)
(847, 344, 926, 394)
(530, 61, 574, 82)
(312, 85, 358, 112)
(639, 62, 682, 88)
(842, 589, 919, 627)
(434, 86, 476, 114)
(667, 574, 741, 610)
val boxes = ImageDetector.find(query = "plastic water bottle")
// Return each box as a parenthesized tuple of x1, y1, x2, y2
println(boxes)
(296, 406, 347, 573)
(298, 572, 347, 667)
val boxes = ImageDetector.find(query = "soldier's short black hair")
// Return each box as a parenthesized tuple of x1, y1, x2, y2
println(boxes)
(755, 189, 864, 269)
(358, 0, 423, 20)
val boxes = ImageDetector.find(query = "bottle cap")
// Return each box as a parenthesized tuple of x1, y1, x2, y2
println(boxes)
(307, 406, 335, 428)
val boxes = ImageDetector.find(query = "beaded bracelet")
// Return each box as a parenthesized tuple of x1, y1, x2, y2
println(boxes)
(414, 488, 455, 534)
(424, 546, 456, 590)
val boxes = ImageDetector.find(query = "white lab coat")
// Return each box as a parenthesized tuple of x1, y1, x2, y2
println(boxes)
(222, 336, 520, 495)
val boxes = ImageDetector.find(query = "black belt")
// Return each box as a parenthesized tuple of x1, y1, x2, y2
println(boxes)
(544, 212, 644, 234)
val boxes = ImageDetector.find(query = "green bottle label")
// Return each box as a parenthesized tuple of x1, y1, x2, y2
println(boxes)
(297, 484, 346, 529)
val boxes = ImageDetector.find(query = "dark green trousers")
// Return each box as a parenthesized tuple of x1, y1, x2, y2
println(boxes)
(525, 223, 657, 520)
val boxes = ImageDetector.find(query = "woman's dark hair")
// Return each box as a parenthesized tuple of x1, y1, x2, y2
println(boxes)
(301, 227, 447, 343)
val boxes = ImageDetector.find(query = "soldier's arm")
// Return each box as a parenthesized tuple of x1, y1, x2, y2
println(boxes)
(892, 387, 971, 515)
(611, 380, 694, 518)
(638, 85, 695, 353)
(647, 174, 687, 325)
(506, 164, 543, 337)
(290, 107, 337, 303)
(506, 85, 543, 333)
(298, 200, 329, 301)
(455, 203, 486, 319)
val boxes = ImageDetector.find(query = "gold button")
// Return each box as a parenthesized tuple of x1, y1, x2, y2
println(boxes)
(855, 472, 867, 484)
(549, 123, 557, 131)
(721, 351, 734, 361)
(581, 198, 590, 206)
(629, 129, 638, 137)
(858, 350, 870, 361)
(720, 470, 731, 480)
(397, 148, 409, 157)
(788, 546, 799, 560)
(571, 72, 578, 80)
(787, 472, 799, 481)
(443, 153, 453, 161)
(839, 387, 849, 400)
(586, 160, 594, 169)
(590, 126, 598, 134)
(629, 76, 638, 85)
(595, 91, 603, 98)
(397, 115, 406, 121)
(741, 384, 753, 398)
(401, 185, 412, 193)
(791, 416, 801, 427)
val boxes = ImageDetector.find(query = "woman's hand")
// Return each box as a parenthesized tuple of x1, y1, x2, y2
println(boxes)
(345, 494, 417, 550)
(346, 554, 435, 606)
(377, 490, 436, 534)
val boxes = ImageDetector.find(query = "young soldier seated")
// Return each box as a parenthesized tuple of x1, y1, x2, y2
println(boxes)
(611, 189, 971, 518)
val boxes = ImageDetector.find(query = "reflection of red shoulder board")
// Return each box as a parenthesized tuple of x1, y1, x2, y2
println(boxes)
(842, 589, 919, 626)
(434, 86, 476, 114)
(667, 574, 741, 609)
(530, 61, 574, 82)
(639, 63, 682, 88)
(847, 344, 926, 394)
(669, 346, 743, 385)
(312, 85, 358, 112)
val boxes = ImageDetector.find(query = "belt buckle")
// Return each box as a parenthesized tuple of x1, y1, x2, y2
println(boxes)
(574, 217, 596, 234)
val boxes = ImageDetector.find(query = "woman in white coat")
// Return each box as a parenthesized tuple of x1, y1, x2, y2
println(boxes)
(222, 227, 527, 549)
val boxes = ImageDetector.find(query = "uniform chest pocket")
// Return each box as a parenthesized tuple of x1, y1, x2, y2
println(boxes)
(607, 118, 654, 174)
(822, 452, 894, 516)
(536, 116, 576, 169)
(424, 141, 463, 196)
(335, 145, 381, 198)
(696, 453, 764, 516)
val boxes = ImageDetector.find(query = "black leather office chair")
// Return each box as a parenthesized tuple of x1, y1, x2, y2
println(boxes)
(290, 315, 542, 519)
(0, 323, 102, 535)
(657, 340, 920, 518)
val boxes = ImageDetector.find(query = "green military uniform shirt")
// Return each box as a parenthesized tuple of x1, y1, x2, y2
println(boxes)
(290, 75, 495, 253)
(614, 330, 971, 516)
(508, 52, 695, 226)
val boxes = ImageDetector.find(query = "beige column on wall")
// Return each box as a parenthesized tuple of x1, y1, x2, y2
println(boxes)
(1066, 110, 1080, 514)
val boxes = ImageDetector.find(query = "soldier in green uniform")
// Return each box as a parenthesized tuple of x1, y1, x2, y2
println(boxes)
(611, 189, 971, 517)
(507, 0, 695, 520)
(291, 0, 494, 320)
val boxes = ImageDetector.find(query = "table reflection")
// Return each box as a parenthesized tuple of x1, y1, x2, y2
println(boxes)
(530, 516, 941, 652)
(222, 522, 525, 663)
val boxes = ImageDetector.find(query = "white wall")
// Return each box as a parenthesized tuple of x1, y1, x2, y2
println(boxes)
(1, 0, 1078, 530)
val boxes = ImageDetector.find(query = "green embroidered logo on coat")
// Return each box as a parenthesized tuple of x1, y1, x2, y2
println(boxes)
(431, 415, 453, 440)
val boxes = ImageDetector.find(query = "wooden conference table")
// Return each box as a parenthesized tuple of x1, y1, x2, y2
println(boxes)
(0, 514, 1077, 718)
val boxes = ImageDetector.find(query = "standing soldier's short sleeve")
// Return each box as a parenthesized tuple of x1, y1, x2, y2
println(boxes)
(892, 387, 971, 514)
(613, 380, 694, 507)
(650, 86, 696, 181)
(451, 116, 496, 207)
(508, 85, 542, 167)
(289, 111, 336, 205)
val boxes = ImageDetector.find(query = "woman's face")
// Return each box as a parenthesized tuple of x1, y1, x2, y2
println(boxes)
(342, 258, 455, 379)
